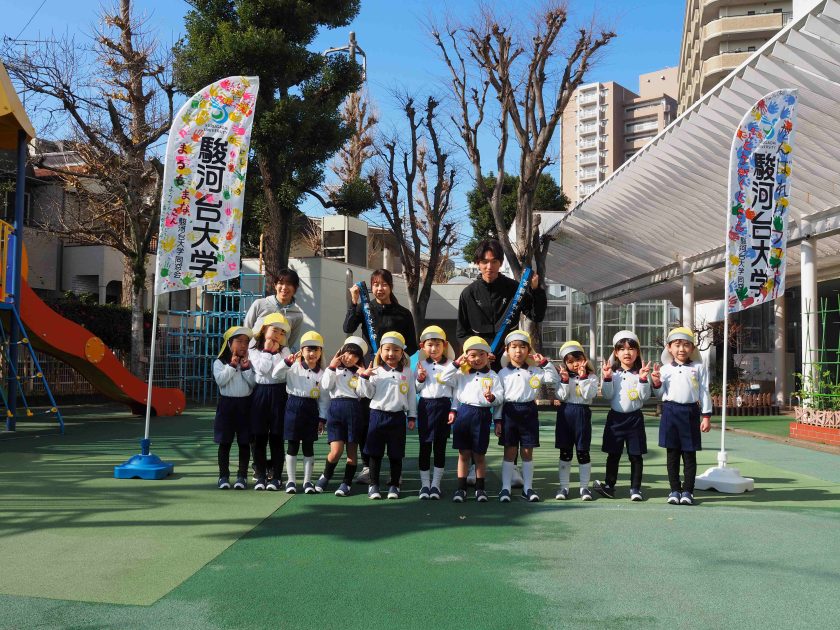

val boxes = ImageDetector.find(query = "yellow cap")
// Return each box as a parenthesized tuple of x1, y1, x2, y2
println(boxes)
(559, 340, 585, 359)
(501, 330, 534, 368)
(379, 331, 407, 350)
(218, 326, 252, 357)
(420, 325, 447, 343)
(463, 336, 491, 354)
(300, 331, 324, 348)
(666, 327, 695, 345)
(255, 313, 290, 336)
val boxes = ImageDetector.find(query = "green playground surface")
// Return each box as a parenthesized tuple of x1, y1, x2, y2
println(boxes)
(1, 404, 839, 629)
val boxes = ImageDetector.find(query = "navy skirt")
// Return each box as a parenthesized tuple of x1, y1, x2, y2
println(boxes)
(284, 394, 320, 442)
(659, 401, 702, 451)
(554, 402, 592, 451)
(214, 395, 251, 445)
(250, 383, 287, 437)
(602, 409, 647, 455)
(364, 409, 407, 458)
(418, 397, 452, 444)
(501, 401, 540, 448)
(327, 397, 363, 444)
(452, 405, 492, 455)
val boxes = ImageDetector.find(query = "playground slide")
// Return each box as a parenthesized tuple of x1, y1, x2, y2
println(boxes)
(20, 278, 186, 416)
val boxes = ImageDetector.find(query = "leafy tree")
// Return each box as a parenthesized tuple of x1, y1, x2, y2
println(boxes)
(463, 173, 569, 264)
(174, 0, 364, 276)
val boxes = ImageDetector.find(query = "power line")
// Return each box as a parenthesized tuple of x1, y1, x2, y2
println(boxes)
(14, 0, 48, 40)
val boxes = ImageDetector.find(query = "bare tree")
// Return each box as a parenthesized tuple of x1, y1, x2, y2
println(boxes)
(433, 3, 614, 338)
(4, 0, 175, 376)
(333, 90, 378, 184)
(368, 95, 458, 337)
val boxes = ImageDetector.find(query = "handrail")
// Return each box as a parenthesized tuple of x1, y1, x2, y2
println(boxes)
(0, 219, 12, 303)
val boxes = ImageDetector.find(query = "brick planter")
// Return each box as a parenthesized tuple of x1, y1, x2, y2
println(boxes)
(789, 422, 840, 446)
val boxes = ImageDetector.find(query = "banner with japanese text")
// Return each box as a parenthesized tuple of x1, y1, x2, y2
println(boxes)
(727, 89, 796, 313)
(155, 76, 259, 294)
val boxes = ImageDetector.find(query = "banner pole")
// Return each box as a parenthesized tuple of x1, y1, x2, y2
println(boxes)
(143, 291, 161, 444)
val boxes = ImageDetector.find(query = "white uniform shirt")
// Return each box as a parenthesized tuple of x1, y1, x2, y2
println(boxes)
(244, 296, 305, 350)
(499, 360, 559, 404)
(358, 365, 418, 417)
(601, 369, 651, 412)
(249, 347, 291, 385)
(655, 361, 713, 415)
(321, 366, 365, 399)
(415, 359, 455, 400)
(213, 359, 255, 397)
(273, 358, 330, 419)
(556, 373, 598, 405)
(439, 362, 504, 420)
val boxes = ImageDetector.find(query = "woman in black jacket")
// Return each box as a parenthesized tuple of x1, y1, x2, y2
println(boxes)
(344, 269, 417, 484)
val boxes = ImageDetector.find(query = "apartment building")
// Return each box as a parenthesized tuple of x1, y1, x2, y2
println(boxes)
(560, 68, 677, 205)
(677, 1, 793, 113)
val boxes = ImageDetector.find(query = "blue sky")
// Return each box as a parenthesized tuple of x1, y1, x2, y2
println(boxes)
(5, 0, 686, 247)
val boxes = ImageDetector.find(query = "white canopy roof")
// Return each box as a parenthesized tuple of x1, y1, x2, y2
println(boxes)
(545, 0, 840, 304)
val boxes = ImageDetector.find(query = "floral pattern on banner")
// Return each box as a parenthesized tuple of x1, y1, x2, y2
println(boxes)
(155, 76, 259, 295)
(727, 89, 796, 313)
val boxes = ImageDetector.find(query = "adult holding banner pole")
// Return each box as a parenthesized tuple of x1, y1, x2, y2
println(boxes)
(344, 268, 417, 484)
(115, 76, 260, 479)
(695, 89, 797, 493)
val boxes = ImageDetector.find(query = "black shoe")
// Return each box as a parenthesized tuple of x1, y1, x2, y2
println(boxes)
(594, 480, 615, 499)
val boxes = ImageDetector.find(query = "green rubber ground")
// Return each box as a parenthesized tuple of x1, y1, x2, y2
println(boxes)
(1, 405, 839, 629)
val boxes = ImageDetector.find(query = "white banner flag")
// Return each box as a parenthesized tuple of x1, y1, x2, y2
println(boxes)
(155, 76, 259, 294)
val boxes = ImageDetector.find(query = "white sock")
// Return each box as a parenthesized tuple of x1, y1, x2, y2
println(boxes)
(558, 459, 571, 489)
(579, 462, 591, 489)
(432, 466, 445, 488)
(303, 456, 314, 484)
(420, 469, 431, 488)
(522, 460, 534, 491)
(286, 454, 297, 484)
(501, 460, 514, 491)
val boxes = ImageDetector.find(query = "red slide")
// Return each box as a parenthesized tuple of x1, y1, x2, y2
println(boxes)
(21, 278, 186, 416)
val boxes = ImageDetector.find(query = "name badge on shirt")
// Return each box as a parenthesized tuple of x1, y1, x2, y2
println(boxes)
(399, 382, 409, 394)
(575, 385, 582, 397)
(309, 387, 320, 399)
(435, 372, 445, 385)
(628, 388, 639, 401)
(529, 375, 541, 389)
(349, 376, 359, 389)
(481, 377, 493, 393)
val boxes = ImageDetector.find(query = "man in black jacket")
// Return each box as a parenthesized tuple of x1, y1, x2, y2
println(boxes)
(456, 239, 546, 358)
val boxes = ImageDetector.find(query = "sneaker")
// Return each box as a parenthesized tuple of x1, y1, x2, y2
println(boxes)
(254, 477, 266, 491)
(466, 465, 477, 486)
(580, 488, 593, 501)
(354, 466, 371, 485)
(680, 491, 694, 505)
(387, 485, 400, 500)
(217, 476, 231, 489)
(522, 488, 540, 502)
(303, 481, 316, 494)
(419, 486, 430, 500)
(630, 488, 643, 502)
(233, 476, 247, 490)
(315, 475, 329, 493)
(667, 491, 681, 505)
(511, 465, 525, 488)
(429, 486, 441, 500)
(285, 481, 297, 494)
(475, 489, 488, 502)
(555, 487, 569, 501)
(452, 489, 466, 503)
(499, 488, 511, 503)
(594, 480, 615, 499)
(335, 482, 351, 497)
(265, 478, 280, 491)
(368, 484, 382, 500)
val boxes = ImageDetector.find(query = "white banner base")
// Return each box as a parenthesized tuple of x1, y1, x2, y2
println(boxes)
(695, 456, 755, 493)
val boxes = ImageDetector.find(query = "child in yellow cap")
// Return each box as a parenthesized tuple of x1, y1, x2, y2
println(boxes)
(650, 327, 712, 506)
(248, 314, 291, 491)
(438, 336, 504, 503)
(274, 331, 330, 494)
(414, 325, 456, 500)
(555, 340, 598, 501)
(213, 326, 256, 489)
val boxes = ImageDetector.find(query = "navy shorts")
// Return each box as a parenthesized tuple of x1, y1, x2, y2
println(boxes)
(214, 395, 251, 445)
(284, 394, 320, 442)
(327, 397, 363, 444)
(364, 409, 407, 458)
(500, 401, 540, 448)
(418, 397, 452, 444)
(250, 383, 287, 437)
(452, 405, 492, 455)
(659, 401, 702, 451)
(602, 409, 647, 455)
(554, 403, 592, 451)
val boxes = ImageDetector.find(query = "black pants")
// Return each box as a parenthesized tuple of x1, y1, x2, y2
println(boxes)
(218, 442, 249, 478)
(605, 453, 643, 489)
(359, 397, 371, 467)
(369, 456, 402, 487)
(253, 434, 285, 480)
(419, 433, 448, 471)
(666, 448, 697, 493)
(287, 440, 314, 457)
